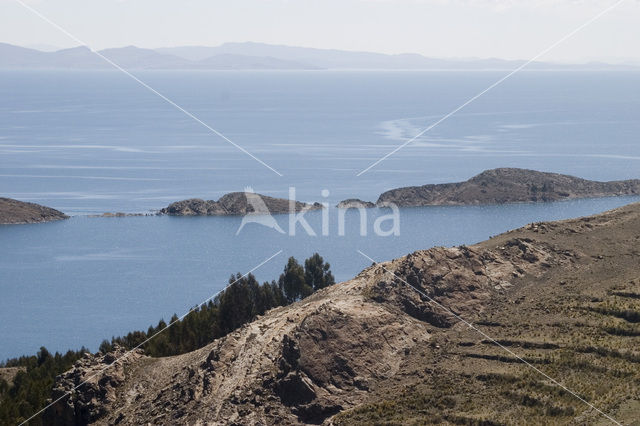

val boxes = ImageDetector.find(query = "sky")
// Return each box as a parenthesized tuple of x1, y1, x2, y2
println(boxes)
(1, 0, 639, 63)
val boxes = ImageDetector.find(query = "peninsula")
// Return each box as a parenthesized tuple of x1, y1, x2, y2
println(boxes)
(0, 197, 68, 224)
(338, 168, 640, 208)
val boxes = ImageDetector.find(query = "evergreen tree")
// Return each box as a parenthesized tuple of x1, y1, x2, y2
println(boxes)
(216, 274, 254, 334)
(279, 257, 311, 302)
(304, 253, 336, 291)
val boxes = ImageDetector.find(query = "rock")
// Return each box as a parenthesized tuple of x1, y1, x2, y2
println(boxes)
(43, 345, 146, 425)
(275, 372, 316, 406)
(0, 366, 26, 386)
(0, 197, 68, 224)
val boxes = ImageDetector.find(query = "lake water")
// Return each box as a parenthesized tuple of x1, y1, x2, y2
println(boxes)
(1, 70, 639, 360)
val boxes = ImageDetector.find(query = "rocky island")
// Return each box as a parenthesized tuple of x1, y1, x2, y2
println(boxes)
(45, 202, 640, 425)
(159, 192, 322, 216)
(335, 198, 375, 209)
(0, 197, 68, 224)
(338, 168, 640, 208)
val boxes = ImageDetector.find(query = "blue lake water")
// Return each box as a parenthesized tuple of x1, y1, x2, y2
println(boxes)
(1, 70, 640, 360)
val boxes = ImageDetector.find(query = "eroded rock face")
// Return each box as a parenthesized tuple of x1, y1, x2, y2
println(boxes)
(43, 346, 145, 426)
(267, 303, 430, 423)
(0, 197, 68, 224)
(376, 168, 640, 206)
(159, 193, 322, 216)
(369, 239, 575, 329)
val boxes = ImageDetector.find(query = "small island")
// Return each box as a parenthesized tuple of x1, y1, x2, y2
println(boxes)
(337, 168, 640, 208)
(336, 199, 375, 209)
(0, 197, 69, 225)
(159, 192, 322, 216)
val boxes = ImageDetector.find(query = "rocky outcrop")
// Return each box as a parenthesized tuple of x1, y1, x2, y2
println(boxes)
(368, 239, 573, 330)
(376, 168, 640, 206)
(43, 346, 144, 426)
(0, 197, 68, 224)
(45, 202, 640, 425)
(336, 199, 375, 209)
(159, 192, 322, 216)
(0, 367, 25, 386)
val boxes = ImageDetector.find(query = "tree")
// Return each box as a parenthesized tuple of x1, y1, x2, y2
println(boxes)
(304, 253, 335, 291)
(279, 257, 312, 303)
(217, 274, 254, 334)
(261, 280, 287, 310)
(37, 347, 51, 367)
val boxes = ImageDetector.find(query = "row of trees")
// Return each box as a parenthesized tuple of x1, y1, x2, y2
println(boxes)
(0, 253, 335, 425)
(0, 347, 87, 425)
(100, 253, 334, 357)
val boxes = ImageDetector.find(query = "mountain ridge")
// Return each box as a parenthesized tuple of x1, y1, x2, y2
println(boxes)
(0, 43, 318, 70)
(1, 42, 636, 70)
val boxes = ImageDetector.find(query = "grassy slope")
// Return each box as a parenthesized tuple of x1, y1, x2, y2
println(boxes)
(335, 203, 640, 425)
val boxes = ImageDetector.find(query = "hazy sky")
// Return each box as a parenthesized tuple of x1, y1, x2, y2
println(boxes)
(1, 0, 639, 62)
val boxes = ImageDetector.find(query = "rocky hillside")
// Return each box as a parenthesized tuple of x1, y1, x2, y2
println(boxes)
(337, 168, 640, 208)
(46, 203, 640, 425)
(0, 197, 68, 224)
(159, 192, 322, 216)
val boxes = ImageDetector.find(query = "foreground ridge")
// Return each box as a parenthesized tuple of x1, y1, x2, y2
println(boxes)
(46, 202, 640, 425)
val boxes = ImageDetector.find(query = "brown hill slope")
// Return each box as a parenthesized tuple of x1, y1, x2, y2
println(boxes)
(376, 168, 640, 206)
(46, 203, 640, 425)
(0, 197, 68, 224)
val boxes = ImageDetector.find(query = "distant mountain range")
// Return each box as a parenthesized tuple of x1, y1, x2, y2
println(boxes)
(0, 42, 636, 70)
